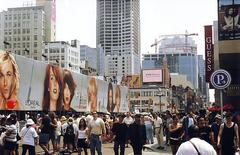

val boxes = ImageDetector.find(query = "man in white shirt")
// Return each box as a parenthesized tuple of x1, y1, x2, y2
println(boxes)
(123, 112, 134, 126)
(152, 113, 164, 149)
(88, 111, 106, 155)
(176, 125, 217, 155)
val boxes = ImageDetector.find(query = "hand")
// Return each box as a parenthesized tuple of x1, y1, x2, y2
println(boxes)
(217, 143, 221, 149)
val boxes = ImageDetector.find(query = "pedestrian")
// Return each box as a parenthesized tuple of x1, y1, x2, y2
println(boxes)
(176, 125, 217, 155)
(3, 116, 18, 155)
(169, 114, 184, 155)
(56, 116, 62, 152)
(144, 114, 154, 144)
(182, 110, 197, 141)
(111, 114, 128, 155)
(19, 119, 38, 155)
(123, 112, 133, 148)
(128, 114, 147, 155)
(49, 112, 58, 154)
(39, 112, 51, 155)
(87, 111, 106, 155)
(62, 117, 78, 153)
(211, 114, 221, 154)
(165, 112, 173, 145)
(152, 113, 164, 150)
(217, 112, 239, 155)
(197, 117, 214, 145)
(77, 118, 88, 155)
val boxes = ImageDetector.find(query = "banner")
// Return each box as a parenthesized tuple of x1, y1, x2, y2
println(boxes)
(218, 0, 240, 40)
(0, 51, 128, 112)
(120, 75, 141, 88)
(204, 25, 214, 82)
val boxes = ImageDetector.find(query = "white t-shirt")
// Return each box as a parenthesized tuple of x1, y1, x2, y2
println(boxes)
(153, 117, 162, 128)
(188, 117, 194, 127)
(19, 126, 38, 146)
(78, 128, 88, 139)
(123, 116, 134, 125)
(176, 138, 217, 155)
(56, 121, 62, 136)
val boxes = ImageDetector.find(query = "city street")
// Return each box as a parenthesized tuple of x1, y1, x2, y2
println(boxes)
(19, 143, 171, 155)
(17, 138, 172, 155)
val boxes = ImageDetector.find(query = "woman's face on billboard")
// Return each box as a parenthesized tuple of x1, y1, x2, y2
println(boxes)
(108, 89, 113, 106)
(48, 67, 59, 101)
(63, 83, 71, 105)
(0, 60, 14, 100)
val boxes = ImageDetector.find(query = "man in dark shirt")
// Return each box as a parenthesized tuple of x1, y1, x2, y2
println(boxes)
(128, 114, 146, 155)
(111, 114, 128, 155)
(197, 117, 214, 145)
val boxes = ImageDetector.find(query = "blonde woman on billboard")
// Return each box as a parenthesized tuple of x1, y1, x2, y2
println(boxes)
(87, 77, 97, 112)
(62, 69, 76, 112)
(114, 85, 121, 112)
(107, 82, 114, 112)
(42, 64, 63, 112)
(222, 5, 240, 31)
(0, 51, 20, 110)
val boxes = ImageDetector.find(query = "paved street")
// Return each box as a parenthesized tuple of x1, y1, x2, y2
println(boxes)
(17, 139, 172, 155)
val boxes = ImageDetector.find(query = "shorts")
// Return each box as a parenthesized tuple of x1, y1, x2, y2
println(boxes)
(4, 141, 17, 151)
(77, 138, 88, 148)
(56, 135, 61, 145)
(63, 134, 75, 144)
(39, 133, 50, 145)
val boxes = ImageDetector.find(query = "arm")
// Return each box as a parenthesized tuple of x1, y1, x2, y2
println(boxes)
(101, 120, 106, 135)
(234, 124, 239, 150)
(217, 124, 224, 147)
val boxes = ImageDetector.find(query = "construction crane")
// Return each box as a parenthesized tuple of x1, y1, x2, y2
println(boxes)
(151, 30, 198, 53)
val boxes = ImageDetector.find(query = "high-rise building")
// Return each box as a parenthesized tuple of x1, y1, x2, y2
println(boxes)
(96, 0, 141, 76)
(43, 40, 81, 73)
(80, 45, 105, 75)
(0, 0, 56, 60)
(142, 36, 198, 89)
(36, 0, 56, 41)
(0, 6, 46, 60)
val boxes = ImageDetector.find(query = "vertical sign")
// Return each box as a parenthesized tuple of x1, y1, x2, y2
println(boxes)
(204, 25, 214, 82)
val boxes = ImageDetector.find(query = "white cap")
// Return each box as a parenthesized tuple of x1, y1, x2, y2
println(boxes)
(26, 119, 35, 125)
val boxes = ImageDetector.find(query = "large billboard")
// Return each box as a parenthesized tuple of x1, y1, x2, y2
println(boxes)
(204, 25, 214, 82)
(142, 69, 163, 83)
(120, 75, 141, 88)
(0, 51, 129, 112)
(218, 0, 240, 40)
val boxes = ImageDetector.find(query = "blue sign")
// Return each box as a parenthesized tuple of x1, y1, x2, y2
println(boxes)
(210, 69, 231, 89)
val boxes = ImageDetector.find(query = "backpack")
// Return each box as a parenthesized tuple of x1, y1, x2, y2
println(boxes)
(65, 124, 74, 136)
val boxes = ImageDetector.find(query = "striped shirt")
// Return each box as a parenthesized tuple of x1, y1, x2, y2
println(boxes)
(5, 124, 17, 142)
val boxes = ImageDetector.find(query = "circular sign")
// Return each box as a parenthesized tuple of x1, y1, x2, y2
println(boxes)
(210, 69, 231, 89)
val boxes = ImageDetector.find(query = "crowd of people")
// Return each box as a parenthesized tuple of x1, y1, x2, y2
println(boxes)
(0, 109, 239, 155)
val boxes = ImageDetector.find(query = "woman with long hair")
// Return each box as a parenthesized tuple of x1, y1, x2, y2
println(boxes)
(107, 82, 114, 113)
(77, 118, 88, 155)
(0, 51, 20, 110)
(114, 85, 121, 112)
(87, 77, 97, 112)
(42, 64, 63, 112)
(62, 69, 76, 112)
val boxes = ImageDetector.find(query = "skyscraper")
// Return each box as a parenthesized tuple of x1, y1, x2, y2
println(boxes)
(0, 0, 56, 60)
(96, 0, 141, 76)
(36, 0, 56, 41)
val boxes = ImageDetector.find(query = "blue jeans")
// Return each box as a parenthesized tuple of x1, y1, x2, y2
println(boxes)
(90, 134, 102, 155)
(114, 141, 125, 155)
(145, 124, 154, 144)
